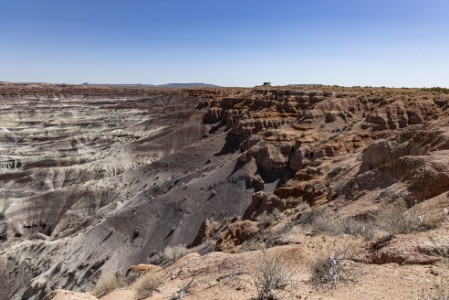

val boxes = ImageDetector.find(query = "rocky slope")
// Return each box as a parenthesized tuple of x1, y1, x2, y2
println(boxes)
(1, 83, 449, 299)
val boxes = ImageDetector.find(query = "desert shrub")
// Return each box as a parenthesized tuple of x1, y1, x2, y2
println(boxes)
(432, 262, 449, 300)
(256, 209, 282, 229)
(377, 201, 412, 234)
(297, 207, 323, 225)
(378, 201, 444, 234)
(310, 244, 357, 289)
(92, 274, 127, 297)
(310, 215, 344, 236)
(298, 207, 343, 236)
(420, 238, 449, 299)
(295, 201, 311, 213)
(299, 207, 379, 239)
(241, 233, 266, 252)
(258, 212, 276, 228)
(149, 245, 192, 268)
(135, 273, 163, 299)
(342, 218, 377, 240)
(272, 208, 281, 220)
(329, 179, 348, 199)
(256, 250, 292, 300)
(311, 255, 341, 288)
(265, 221, 296, 248)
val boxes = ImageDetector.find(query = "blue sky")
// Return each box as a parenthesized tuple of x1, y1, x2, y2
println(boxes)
(1, 0, 448, 87)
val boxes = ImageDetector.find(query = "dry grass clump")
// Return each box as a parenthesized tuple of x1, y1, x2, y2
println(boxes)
(342, 218, 377, 240)
(432, 261, 449, 300)
(309, 214, 343, 236)
(298, 208, 342, 236)
(312, 215, 377, 240)
(310, 243, 357, 289)
(378, 201, 445, 234)
(258, 209, 281, 228)
(135, 273, 163, 299)
(301, 208, 373, 238)
(92, 274, 127, 297)
(256, 250, 292, 300)
(301, 200, 445, 239)
(420, 237, 449, 300)
(241, 233, 266, 252)
(265, 221, 297, 248)
(149, 244, 192, 267)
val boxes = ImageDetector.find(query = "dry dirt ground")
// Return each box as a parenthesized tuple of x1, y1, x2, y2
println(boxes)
(1, 83, 449, 299)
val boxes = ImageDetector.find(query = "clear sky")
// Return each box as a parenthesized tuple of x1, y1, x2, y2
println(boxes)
(1, 0, 448, 87)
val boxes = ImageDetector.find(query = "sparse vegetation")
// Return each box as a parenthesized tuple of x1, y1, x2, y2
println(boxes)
(149, 244, 193, 267)
(309, 214, 343, 236)
(377, 201, 444, 234)
(432, 260, 449, 300)
(419, 237, 449, 300)
(256, 250, 292, 300)
(331, 179, 348, 199)
(92, 274, 127, 297)
(258, 212, 275, 228)
(265, 221, 297, 248)
(258, 210, 280, 228)
(301, 200, 444, 240)
(299, 208, 344, 236)
(342, 218, 377, 240)
(241, 233, 266, 252)
(135, 273, 163, 299)
(310, 243, 357, 289)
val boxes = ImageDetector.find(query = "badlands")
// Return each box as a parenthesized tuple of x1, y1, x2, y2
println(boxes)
(1, 83, 449, 299)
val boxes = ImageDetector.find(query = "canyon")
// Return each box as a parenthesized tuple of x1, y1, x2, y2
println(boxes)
(1, 83, 449, 299)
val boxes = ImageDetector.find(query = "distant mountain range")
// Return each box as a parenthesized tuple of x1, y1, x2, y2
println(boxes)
(81, 82, 221, 88)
